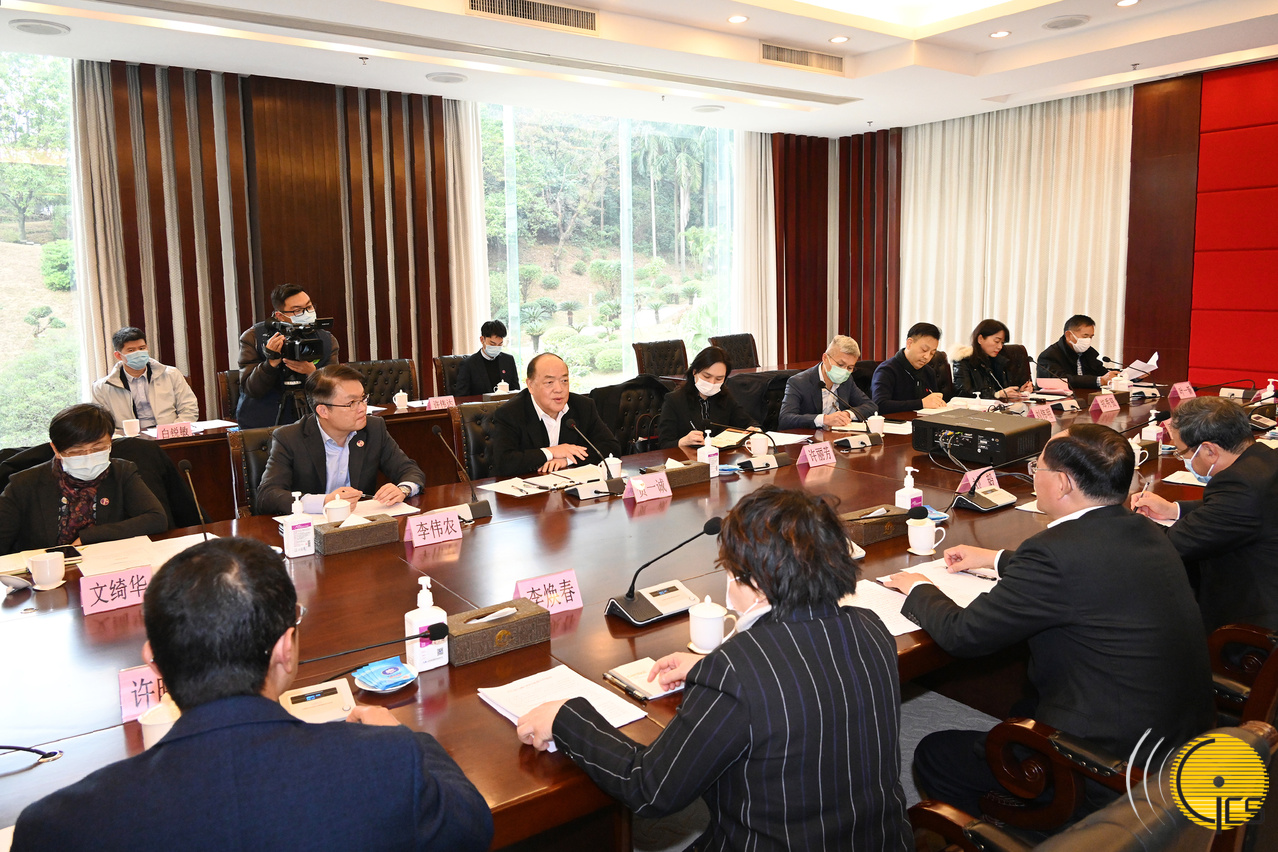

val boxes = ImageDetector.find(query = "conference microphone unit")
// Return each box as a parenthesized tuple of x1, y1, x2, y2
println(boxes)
(430, 425, 492, 521)
(605, 517, 723, 626)
(178, 459, 212, 542)
(299, 623, 449, 666)
(1190, 379, 1257, 399)
(563, 419, 625, 498)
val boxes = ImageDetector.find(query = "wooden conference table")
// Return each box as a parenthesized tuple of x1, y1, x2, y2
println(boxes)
(0, 390, 1208, 848)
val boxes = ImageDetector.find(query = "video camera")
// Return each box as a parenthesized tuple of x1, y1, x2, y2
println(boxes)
(266, 318, 335, 363)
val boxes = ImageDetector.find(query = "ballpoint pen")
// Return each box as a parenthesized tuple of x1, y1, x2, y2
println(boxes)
(602, 671, 648, 703)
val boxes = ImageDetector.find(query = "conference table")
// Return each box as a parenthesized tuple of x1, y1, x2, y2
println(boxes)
(0, 390, 1212, 848)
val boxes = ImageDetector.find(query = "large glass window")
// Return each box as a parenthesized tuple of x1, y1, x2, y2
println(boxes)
(0, 52, 79, 447)
(481, 105, 735, 390)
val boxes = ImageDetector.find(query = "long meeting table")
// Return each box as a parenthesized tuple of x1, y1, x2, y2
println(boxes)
(0, 390, 1214, 848)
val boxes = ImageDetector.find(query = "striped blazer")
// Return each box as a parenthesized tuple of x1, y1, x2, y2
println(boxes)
(553, 602, 910, 852)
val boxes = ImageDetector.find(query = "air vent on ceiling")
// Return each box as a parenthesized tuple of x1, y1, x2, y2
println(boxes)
(468, 0, 598, 35)
(760, 43, 844, 75)
(1042, 14, 1090, 30)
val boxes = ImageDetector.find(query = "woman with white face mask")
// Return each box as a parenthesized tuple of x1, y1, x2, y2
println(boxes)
(0, 404, 167, 555)
(656, 346, 760, 449)
(516, 486, 911, 851)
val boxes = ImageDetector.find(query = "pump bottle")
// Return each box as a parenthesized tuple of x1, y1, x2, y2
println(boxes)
(895, 467, 923, 510)
(405, 577, 449, 671)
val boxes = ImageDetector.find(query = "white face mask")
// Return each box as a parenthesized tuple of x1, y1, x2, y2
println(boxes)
(694, 378, 721, 398)
(726, 575, 771, 637)
(1070, 335, 1093, 354)
(483, 344, 502, 359)
(290, 310, 317, 326)
(61, 449, 110, 481)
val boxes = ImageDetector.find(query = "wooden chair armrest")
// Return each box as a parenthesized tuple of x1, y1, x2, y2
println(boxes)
(1209, 623, 1277, 683)
(908, 801, 984, 852)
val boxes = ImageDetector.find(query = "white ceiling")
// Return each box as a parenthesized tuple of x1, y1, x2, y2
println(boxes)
(1, 0, 1276, 135)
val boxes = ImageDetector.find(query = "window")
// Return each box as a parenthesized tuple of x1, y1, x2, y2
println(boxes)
(481, 105, 735, 390)
(0, 52, 80, 448)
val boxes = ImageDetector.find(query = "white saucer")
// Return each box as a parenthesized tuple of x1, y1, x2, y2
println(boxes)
(33, 580, 66, 591)
(906, 548, 936, 557)
(687, 641, 717, 655)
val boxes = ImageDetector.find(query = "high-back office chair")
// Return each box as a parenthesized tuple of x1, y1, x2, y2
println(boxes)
(347, 359, 418, 405)
(708, 333, 760, 370)
(217, 369, 240, 421)
(449, 402, 504, 481)
(434, 355, 468, 397)
(632, 339, 688, 380)
(852, 360, 879, 397)
(1210, 624, 1278, 727)
(930, 349, 956, 398)
(1003, 344, 1033, 386)
(588, 375, 668, 453)
(228, 426, 276, 517)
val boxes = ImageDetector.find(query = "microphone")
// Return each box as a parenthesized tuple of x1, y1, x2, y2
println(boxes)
(1191, 379, 1257, 396)
(1116, 410, 1170, 437)
(430, 425, 493, 521)
(565, 419, 608, 466)
(606, 517, 722, 626)
(739, 430, 793, 470)
(563, 419, 625, 498)
(178, 459, 211, 542)
(300, 623, 449, 666)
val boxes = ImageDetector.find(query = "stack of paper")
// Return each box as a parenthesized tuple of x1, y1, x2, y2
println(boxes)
(478, 665, 646, 752)
(709, 429, 750, 448)
(764, 431, 813, 446)
(272, 499, 418, 525)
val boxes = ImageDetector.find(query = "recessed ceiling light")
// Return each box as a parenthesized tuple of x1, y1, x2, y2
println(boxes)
(1116, 0, 1139, 5)
(1042, 14, 1090, 30)
(8, 19, 71, 36)
(692, 104, 726, 114)
(727, 15, 749, 24)
(426, 72, 467, 84)
(989, 30, 1011, 38)
(829, 36, 849, 44)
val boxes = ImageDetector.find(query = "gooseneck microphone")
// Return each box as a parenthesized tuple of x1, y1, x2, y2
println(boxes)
(177, 459, 211, 542)
(300, 623, 449, 666)
(606, 517, 723, 626)
(562, 419, 625, 498)
(430, 425, 492, 520)
(565, 419, 607, 465)
(625, 517, 723, 600)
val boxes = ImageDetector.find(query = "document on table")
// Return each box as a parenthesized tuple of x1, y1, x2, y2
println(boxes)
(914, 406, 961, 416)
(78, 536, 156, 576)
(478, 665, 647, 752)
(272, 499, 419, 525)
(709, 428, 750, 448)
(877, 559, 998, 608)
(525, 464, 605, 489)
(1162, 470, 1207, 487)
(477, 478, 551, 497)
(1015, 500, 1045, 514)
(828, 421, 911, 435)
(840, 581, 919, 636)
(1121, 352, 1158, 382)
(764, 431, 813, 447)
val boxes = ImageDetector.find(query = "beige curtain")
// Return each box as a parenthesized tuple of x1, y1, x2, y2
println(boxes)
(444, 100, 488, 354)
(733, 131, 778, 367)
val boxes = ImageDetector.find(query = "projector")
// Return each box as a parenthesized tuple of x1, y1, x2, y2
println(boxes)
(912, 409, 1051, 466)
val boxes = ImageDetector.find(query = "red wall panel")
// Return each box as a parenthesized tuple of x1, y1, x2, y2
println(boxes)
(1200, 62, 1278, 131)
(1194, 188, 1278, 250)
(1197, 124, 1278, 191)
(1192, 250, 1278, 309)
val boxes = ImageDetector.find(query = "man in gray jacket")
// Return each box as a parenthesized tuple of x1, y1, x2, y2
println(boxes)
(92, 327, 199, 429)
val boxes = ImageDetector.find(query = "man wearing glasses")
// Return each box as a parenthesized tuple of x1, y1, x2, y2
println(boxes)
(12, 537, 493, 850)
(883, 424, 1212, 822)
(237, 283, 340, 428)
(256, 365, 425, 515)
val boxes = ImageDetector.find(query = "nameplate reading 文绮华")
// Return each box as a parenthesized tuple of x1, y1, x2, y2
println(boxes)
(81, 564, 153, 615)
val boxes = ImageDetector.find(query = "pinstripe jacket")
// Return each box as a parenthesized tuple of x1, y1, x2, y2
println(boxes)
(553, 602, 910, 852)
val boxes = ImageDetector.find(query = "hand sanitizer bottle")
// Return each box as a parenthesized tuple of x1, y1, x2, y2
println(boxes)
(405, 577, 448, 671)
(895, 467, 923, 509)
(282, 492, 314, 558)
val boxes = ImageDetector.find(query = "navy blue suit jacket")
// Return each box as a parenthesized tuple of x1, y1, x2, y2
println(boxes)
(13, 695, 493, 852)
(778, 363, 877, 429)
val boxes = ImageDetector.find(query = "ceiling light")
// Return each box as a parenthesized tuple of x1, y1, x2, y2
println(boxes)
(829, 36, 849, 44)
(989, 30, 1011, 38)
(692, 104, 725, 114)
(8, 19, 71, 36)
(727, 15, 749, 24)
(1117, 0, 1139, 5)
(426, 72, 467, 84)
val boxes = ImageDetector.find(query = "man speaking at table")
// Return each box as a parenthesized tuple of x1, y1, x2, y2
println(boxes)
(492, 352, 620, 476)
(11, 536, 493, 851)
(884, 424, 1213, 821)
(778, 335, 877, 429)
(256, 365, 426, 515)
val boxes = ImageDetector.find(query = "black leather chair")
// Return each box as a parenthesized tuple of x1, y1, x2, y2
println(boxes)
(589, 375, 668, 453)
(1210, 624, 1278, 727)
(930, 349, 957, 398)
(1003, 344, 1033, 387)
(348, 359, 418, 405)
(217, 369, 240, 421)
(632, 339, 688, 380)
(852, 359, 879, 397)
(449, 401, 504, 481)
(723, 369, 798, 432)
(228, 427, 276, 516)
(434, 355, 468, 397)
(709, 333, 760, 370)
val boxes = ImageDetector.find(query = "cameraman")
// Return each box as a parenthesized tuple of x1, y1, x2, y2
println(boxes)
(236, 284, 340, 428)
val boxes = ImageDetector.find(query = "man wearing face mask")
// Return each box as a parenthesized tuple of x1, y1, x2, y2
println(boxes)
(0, 404, 167, 555)
(778, 335, 878, 430)
(453, 320, 520, 396)
(1035, 314, 1116, 389)
(92, 327, 199, 430)
(236, 284, 340, 428)
(1131, 397, 1278, 632)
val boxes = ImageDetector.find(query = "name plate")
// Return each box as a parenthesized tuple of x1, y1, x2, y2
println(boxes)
(957, 467, 998, 493)
(514, 568, 582, 613)
(1029, 404, 1056, 422)
(155, 421, 194, 439)
(404, 512, 463, 547)
(82, 564, 153, 615)
(119, 664, 167, 722)
(426, 395, 457, 410)
(1170, 382, 1196, 402)
(1089, 394, 1120, 414)
(799, 441, 836, 467)
(623, 471, 672, 502)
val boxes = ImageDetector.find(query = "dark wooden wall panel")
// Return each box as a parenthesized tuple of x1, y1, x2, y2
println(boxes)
(194, 71, 228, 372)
(366, 91, 392, 359)
(427, 96, 452, 358)
(772, 134, 830, 364)
(1123, 76, 1202, 382)
(137, 66, 173, 358)
(343, 88, 370, 360)
(410, 96, 435, 397)
(166, 68, 206, 403)
(108, 61, 144, 327)
(388, 94, 413, 359)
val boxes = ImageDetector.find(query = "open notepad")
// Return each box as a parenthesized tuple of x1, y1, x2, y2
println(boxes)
(478, 665, 647, 752)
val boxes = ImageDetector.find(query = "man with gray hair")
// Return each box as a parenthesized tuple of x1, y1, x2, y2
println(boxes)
(778, 335, 877, 429)
(1132, 396, 1278, 631)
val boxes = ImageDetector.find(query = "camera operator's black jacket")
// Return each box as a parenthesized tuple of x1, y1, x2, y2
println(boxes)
(236, 321, 340, 428)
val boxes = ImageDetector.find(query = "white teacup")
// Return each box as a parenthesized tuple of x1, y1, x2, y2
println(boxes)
(139, 694, 181, 750)
(1130, 442, 1150, 466)
(28, 551, 65, 590)
(324, 499, 352, 524)
(688, 596, 737, 653)
(1111, 377, 1131, 393)
(604, 456, 623, 478)
(496, 381, 510, 393)
(866, 415, 886, 434)
(906, 518, 946, 556)
(393, 391, 409, 409)
(301, 494, 326, 515)
(122, 419, 141, 437)
(745, 433, 771, 457)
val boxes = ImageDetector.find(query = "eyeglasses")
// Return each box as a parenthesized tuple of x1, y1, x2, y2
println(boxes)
(295, 603, 307, 627)
(277, 303, 314, 316)
(1173, 444, 1201, 462)
(321, 394, 369, 410)
(1027, 459, 1057, 476)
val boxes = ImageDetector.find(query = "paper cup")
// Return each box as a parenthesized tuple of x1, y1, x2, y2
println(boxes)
(867, 415, 886, 434)
(28, 552, 65, 590)
(139, 695, 181, 749)
(122, 419, 141, 437)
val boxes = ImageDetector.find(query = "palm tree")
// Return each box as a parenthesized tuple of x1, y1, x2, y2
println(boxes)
(636, 123, 672, 261)
(669, 135, 704, 277)
(559, 299, 584, 327)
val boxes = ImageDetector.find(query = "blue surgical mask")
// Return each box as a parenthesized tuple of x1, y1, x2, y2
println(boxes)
(824, 359, 851, 386)
(290, 310, 317, 326)
(483, 344, 502, 359)
(61, 449, 111, 482)
(124, 350, 150, 371)
(1183, 444, 1216, 485)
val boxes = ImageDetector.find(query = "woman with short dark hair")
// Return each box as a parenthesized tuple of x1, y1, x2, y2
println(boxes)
(516, 486, 910, 851)
(656, 346, 759, 449)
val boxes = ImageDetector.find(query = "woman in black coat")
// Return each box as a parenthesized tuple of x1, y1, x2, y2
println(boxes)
(952, 319, 1033, 401)
(656, 346, 759, 449)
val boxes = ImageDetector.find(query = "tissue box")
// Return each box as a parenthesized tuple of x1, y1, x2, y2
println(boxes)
(314, 514, 399, 555)
(840, 504, 910, 546)
(637, 460, 711, 489)
(448, 598, 550, 666)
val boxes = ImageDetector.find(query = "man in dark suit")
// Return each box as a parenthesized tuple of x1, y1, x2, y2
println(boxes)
(236, 284, 340, 428)
(871, 322, 954, 414)
(12, 536, 492, 851)
(885, 424, 1213, 820)
(1132, 396, 1278, 631)
(491, 352, 621, 477)
(1035, 314, 1117, 389)
(454, 319, 520, 396)
(256, 365, 426, 515)
(778, 335, 877, 429)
